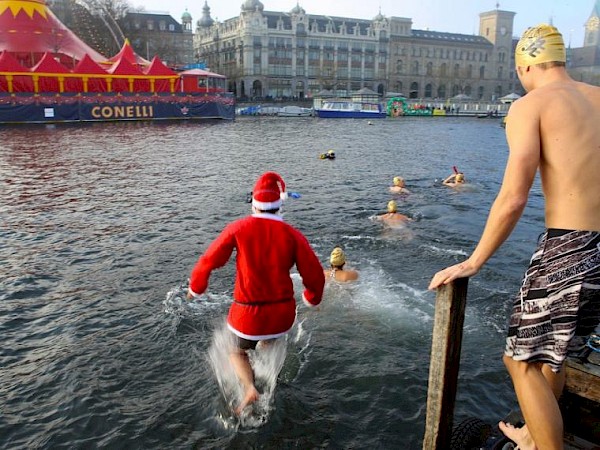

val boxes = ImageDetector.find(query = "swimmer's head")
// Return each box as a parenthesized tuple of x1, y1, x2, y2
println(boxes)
(393, 176, 405, 187)
(455, 173, 465, 183)
(330, 246, 346, 267)
(387, 200, 397, 213)
(515, 24, 566, 68)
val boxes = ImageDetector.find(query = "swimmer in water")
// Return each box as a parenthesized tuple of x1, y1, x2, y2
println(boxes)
(324, 246, 359, 282)
(373, 200, 410, 226)
(443, 172, 466, 187)
(389, 176, 411, 194)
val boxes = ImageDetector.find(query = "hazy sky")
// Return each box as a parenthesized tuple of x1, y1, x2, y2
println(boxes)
(129, 0, 594, 48)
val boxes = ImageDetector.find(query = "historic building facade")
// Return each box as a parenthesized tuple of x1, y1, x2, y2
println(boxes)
(193, 0, 519, 100)
(48, 0, 600, 96)
(569, 1, 600, 84)
(119, 11, 194, 67)
(388, 9, 517, 100)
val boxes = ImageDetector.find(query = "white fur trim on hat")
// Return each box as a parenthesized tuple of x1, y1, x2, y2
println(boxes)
(252, 197, 282, 210)
(252, 171, 286, 210)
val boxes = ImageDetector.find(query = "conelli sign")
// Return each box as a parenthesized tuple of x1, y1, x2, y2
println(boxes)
(91, 105, 155, 119)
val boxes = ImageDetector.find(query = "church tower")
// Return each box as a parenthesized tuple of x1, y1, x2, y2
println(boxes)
(181, 9, 193, 33)
(584, 0, 600, 47)
(479, 7, 515, 48)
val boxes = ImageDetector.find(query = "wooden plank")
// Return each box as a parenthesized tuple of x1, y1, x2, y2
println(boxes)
(565, 361, 600, 403)
(422, 278, 469, 450)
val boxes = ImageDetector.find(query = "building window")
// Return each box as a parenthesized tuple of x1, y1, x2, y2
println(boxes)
(410, 81, 418, 98)
(426, 62, 433, 76)
(479, 66, 485, 79)
(412, 61, 419, 75)
(159, 21, 166, 31)
(453, 64, 460, 77)
(147, 20, 154, 31)
(425, 83, 432, 98)
(437, 84, 446, 98)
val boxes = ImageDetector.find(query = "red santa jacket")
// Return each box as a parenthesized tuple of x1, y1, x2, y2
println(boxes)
(188, 213, 325, 339)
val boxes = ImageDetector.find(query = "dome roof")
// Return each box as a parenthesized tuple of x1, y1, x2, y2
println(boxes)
(291, 3, 305, 14)
(373, 8, 385, 22)
(198, 16, 214, 27)
(181, 9, 192, 20)
(198, 1, 214, 27)
(241, 0, 264, 12)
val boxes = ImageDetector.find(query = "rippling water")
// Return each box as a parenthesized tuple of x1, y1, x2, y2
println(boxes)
(0, 116, 545, 449)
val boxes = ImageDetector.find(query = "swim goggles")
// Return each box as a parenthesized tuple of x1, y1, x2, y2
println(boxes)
(586, 334, 600, 353)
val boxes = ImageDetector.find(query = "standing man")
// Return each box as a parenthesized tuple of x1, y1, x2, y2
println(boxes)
(429, 24, 600, 450)
(187, 171, 325, 414)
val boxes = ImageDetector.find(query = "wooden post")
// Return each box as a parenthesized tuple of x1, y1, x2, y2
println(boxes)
(422, 278, 469, 450)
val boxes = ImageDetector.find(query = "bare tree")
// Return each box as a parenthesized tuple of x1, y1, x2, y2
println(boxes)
(75, 0, 129, 47)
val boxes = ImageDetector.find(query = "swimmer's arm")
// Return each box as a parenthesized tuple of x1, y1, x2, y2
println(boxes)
(429, 100, 539, 289)
(442, 174, 455, 185)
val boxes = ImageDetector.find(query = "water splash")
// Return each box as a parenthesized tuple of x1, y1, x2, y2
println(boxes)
(207, 323, 287, 428)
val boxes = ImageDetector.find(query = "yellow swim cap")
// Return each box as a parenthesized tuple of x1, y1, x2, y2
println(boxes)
(330, 247, 346, 266)
(515, 24, 566, 67)
(456, 173, 464, 182)
(387, 200, 397, 213)
(393, 176, 404, 186)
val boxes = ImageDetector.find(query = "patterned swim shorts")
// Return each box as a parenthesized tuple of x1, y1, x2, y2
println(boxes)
(504, 229, 600, 372)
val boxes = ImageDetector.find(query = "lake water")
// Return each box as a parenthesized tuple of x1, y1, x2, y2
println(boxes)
(0, 116, 546, 449)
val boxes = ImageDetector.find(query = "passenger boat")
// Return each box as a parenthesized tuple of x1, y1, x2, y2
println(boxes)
(277, 105, 313, 117)
(0, 0, 234, 124)
(315, 100, 386, 119)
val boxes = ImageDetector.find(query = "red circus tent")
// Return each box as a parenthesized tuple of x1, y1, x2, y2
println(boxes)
(69, 53, 108, 92)
(107, 54, 148, 93)
(105, 39, 150, 68)
(0, 0, 106, 68)
(144, 56, 177, 92)
(31, 52, 69, 92)
(0, 50, 33, 91)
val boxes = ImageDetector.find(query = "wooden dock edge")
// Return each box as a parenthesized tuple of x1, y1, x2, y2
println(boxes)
(422, 278, 468, 450)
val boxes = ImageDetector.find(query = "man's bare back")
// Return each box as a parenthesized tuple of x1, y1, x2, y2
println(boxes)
(507, 74, 600, 231)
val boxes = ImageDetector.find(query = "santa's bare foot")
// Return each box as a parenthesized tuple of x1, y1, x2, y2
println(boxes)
(234, 385, 259, 415)
(499, 421, 537, 450)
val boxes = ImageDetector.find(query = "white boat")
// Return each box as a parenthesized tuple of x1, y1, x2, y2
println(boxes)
(277, 105, 313, 117)
(315, 100, 386, 119)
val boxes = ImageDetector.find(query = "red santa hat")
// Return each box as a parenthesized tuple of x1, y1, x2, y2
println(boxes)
(252, 171, 286, 210)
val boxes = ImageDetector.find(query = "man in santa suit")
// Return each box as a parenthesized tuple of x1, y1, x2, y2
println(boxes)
(187, 171, 325, 414)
